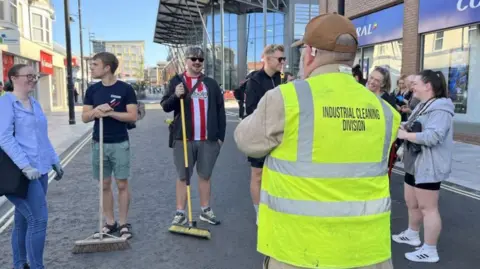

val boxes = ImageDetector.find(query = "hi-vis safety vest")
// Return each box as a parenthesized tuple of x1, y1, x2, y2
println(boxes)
(257, 73, 401, 269)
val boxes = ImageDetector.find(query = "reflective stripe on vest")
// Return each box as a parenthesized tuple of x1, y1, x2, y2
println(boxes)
(261, 190, 391, 217)
(262, 79, 394, 217)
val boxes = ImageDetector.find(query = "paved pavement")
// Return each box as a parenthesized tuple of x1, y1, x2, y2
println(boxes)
(0, 106, 479, 268)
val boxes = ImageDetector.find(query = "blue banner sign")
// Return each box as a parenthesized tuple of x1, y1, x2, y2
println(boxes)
(419, 0, 480, 33)
(352, 4, 404, 47)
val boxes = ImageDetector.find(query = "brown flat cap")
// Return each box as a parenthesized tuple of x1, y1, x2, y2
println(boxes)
(291, 13, 358, 53)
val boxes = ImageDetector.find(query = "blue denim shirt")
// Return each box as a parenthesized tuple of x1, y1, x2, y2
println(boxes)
(0, 93, 59, 175)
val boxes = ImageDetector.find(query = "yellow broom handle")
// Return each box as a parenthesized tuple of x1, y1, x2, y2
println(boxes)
(180, 98, 193, 224)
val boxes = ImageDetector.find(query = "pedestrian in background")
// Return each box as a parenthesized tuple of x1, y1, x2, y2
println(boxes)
(161, 46, 225, 226)
(393, 70, 454, 263)
(82, 52, 138, 240)
(0, 64, 64, 269)
(235, 13, 400, 269)
(352, 64, 366, 86)
(244, 44, 284, 225)
(366, 66, 397, 109)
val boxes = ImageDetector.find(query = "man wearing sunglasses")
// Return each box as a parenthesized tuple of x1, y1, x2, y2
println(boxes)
(244, 44, 285, 225)
(161, 46, 226, 226)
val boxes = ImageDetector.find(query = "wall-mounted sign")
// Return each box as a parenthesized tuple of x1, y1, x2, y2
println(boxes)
(40, 50, 53, 75)
(0, 30, 20, 45)
(352, 4, 404, 47)
(419, 0, 480, 33)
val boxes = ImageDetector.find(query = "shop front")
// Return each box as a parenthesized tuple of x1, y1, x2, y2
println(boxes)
(352, 3, 404, 90)
(2, 51, 40, 98)
(419, 0, 480, 123)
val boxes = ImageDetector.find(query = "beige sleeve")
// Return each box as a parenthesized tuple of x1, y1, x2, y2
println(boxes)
(233, 87, 285, 158)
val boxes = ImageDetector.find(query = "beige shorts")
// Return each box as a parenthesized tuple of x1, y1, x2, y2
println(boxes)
(263, 257, 393, 269)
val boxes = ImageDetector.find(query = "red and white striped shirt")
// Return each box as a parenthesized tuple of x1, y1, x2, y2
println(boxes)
(184, 72, 208, 141)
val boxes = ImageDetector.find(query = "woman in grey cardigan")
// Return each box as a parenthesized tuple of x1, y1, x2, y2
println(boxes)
(392, 70, 454, 264)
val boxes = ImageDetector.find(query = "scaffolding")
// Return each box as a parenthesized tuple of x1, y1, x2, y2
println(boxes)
(153, 0, 288, 86)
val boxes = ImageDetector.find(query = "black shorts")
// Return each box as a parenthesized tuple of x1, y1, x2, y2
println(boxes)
(248, 156, 265, 168)
(404, 173, 441, 191)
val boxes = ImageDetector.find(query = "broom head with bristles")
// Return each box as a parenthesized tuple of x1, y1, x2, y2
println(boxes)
(168, 224, 211, 239)
(72, 233, 131, 254)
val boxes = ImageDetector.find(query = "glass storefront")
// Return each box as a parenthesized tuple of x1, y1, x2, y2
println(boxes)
(355, 40, 403, 90)
(421, 24, 480, 115)
(204, 11, 285, 91)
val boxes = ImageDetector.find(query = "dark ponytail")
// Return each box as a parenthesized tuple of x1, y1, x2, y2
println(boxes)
(419, 69, 448, 98)
(5, 64, 28, 92)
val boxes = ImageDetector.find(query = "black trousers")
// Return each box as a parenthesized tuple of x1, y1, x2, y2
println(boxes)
(238, 100, 244, 118)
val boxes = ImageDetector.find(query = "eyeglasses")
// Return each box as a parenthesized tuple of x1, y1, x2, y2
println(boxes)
(16, 74, 40, 80)
(270, 56, 286, 63)
(188, 57, 204, 63)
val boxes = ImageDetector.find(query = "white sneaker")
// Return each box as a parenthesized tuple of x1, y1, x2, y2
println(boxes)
(392, 230, 422, 246)
(405, 246, 440, 263)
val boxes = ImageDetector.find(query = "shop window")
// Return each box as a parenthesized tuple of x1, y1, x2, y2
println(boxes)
(468, 25, 478, 42)
(422, 25, 480, 115)
(361, 40, 403, 92)
(434, 32, 444, 51)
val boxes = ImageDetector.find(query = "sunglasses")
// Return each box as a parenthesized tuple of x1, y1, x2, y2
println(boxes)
(269, 56, 286, 63)
(189, 57, 204, 63)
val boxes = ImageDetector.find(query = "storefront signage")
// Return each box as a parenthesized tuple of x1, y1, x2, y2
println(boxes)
(351, 4, 404, 47)
(0, 30, 20, 45)
(419, 0, 480, 33)
(64, 57, 78, 67)
(39, 51, 53, 75)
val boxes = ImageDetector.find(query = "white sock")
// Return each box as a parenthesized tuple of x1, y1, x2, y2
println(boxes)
(422, 243, 437, 252)
(406, 228, 420, 237)
(254, 204, 259, 215)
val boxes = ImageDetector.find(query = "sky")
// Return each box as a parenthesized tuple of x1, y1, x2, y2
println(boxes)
(52, 0, 168, 67)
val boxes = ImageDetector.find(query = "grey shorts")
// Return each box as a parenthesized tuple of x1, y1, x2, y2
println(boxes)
(173, 140, 221, 180)
(91, 140, 131, 180)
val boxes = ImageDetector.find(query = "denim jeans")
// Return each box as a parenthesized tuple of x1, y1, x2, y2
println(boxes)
(6, 174, 48, 269)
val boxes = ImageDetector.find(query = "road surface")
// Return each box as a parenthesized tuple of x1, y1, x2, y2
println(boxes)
(0, 107, 479, 269)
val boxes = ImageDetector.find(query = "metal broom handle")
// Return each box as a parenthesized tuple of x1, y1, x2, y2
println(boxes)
(99, 117, 104, 240)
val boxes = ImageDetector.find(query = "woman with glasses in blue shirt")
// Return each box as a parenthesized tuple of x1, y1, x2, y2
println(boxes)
(0, 64, 64, 269)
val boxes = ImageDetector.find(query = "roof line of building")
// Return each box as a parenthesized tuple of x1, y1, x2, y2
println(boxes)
(92, 40, 146, 44)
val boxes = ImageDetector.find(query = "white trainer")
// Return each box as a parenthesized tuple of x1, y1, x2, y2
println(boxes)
(405, 246, 440, 263)
(392, 230, 422, 246)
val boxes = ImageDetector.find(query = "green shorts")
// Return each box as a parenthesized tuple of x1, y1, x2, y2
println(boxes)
(91, 140, 131, 180)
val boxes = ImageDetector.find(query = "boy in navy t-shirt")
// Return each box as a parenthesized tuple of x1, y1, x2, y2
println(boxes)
(82, 52, 137, 240)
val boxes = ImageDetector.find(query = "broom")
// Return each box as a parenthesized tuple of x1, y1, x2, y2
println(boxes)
(72, 117, 131, 253)
(168, 96, 211, 240)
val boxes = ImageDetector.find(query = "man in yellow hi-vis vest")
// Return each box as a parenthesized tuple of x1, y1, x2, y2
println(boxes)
(234, 13, 400, 269)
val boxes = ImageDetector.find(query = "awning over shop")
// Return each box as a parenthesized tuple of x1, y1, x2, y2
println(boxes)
(153, 0, 288, 46)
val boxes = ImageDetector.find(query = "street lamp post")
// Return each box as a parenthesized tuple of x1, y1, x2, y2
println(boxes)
(64, 0, 76, 125)
(77, 0, 85, 100)
(338, 0, 345, 15)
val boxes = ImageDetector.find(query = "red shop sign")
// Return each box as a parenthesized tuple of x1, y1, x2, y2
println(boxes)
(64, 56, 78, 67)
(39, 50, 53, 75)
(2, 53, 14, 83)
